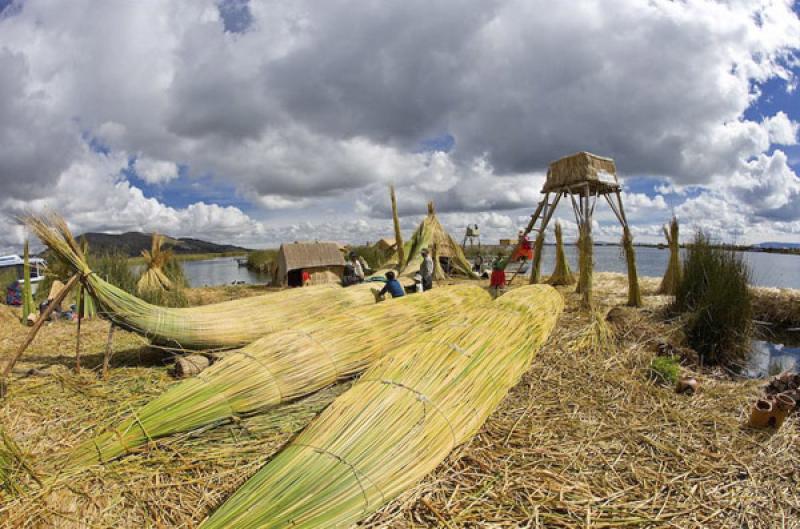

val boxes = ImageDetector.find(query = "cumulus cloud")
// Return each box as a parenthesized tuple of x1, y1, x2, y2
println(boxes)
(0, 0, 799, 251)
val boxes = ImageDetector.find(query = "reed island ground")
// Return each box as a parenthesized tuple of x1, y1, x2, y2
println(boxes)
(1, 273, 798, 528)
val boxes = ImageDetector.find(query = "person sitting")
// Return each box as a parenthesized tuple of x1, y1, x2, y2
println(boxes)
(376, 271, 405, 301)
(341, 263, 361, 287)
(349, 251, 365, 281)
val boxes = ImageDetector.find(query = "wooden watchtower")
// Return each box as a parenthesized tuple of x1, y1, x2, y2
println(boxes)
(522, 152, 642, 309)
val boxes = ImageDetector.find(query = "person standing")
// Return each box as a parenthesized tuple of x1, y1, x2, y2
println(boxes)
(490, 252, 508, 297)
(419, 248, 434, 291)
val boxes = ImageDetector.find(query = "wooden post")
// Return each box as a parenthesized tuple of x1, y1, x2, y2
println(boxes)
(1, 274, 80, 397)
(390, 185, 405, 271)
(102, 322, 115, 380)
(75, 286, 84, 373)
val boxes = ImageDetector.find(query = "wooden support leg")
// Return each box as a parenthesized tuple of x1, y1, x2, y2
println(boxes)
(1, 274, 80, 397)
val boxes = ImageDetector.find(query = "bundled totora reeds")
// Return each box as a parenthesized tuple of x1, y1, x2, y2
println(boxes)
(136, 233, 174, 295)
(62, 284, 492, 471)
(658, 216, 680, 295)
(26, 214, 377, 350)
(548, 221, 575, 286)
(200, 285, 563, 529)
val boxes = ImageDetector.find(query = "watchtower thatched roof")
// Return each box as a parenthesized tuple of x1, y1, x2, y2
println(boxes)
(543, 151, 619, 193)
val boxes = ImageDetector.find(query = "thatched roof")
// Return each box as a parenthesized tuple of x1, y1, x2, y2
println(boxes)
(278, 242, 345, 271)
(543, 152, 619, 193)
(375, 238, 397, 251)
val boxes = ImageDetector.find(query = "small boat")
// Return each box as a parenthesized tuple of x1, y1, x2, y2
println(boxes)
(0, 254, 47, 294)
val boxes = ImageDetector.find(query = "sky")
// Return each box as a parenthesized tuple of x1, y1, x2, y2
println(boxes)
(1, 0, 799, 253)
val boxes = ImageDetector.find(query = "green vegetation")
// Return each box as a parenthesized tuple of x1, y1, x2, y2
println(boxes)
(673, 231, 753, 367)
(0, 268, 16, 289)
(650, 355, 680, 385)
(246, 249, 278, 273)
(350, 245, 385, 270)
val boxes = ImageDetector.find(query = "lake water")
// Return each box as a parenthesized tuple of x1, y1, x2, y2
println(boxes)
(180, 246, 798, 289)
(745, 338, 800, 378)
(182, 257, 271, 287)
(533, 245, 800, 289)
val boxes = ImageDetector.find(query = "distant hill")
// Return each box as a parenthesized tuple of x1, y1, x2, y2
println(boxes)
(756, 241, 800, 250)
(77, 232, 250, 257)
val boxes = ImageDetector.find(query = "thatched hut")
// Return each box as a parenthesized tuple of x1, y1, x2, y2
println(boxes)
(374, 238, 397, 254)
(273, 242, 346, 287)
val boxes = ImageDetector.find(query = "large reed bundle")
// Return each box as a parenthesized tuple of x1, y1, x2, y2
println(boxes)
(576, 222, 593, 309)
(21, 241, 34, 323)
(622, 227, 642, 307)
(201, 285, 563, 529)
(658, 216, 680, 295)
(26, 214, 377, 350)
(548, 221, 575, 286)
(63, 285, 491, 471)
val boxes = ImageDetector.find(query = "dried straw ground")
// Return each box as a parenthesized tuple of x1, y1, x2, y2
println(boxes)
(1, 273, 798, 528)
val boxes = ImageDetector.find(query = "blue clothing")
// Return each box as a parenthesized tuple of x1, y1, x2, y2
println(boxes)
(379, 278, 405, 298)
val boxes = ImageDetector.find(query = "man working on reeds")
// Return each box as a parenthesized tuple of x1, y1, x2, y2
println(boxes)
(375, 270, 405, 301)
(349, 251, 365, 281)
(419, 248, 434, 291)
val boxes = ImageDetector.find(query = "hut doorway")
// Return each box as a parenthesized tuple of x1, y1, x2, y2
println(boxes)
(287, 269, 304, 287)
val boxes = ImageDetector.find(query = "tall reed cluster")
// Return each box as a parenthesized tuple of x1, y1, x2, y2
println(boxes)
(21, 241, 34, 322)
(548, 221, 575, 285)
(576, 223, 593, 309)
(622, 227, 642, 307)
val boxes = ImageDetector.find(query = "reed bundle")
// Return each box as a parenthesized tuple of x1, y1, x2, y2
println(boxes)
(658, 216, 680, 295)
(529, 231, 545, 284)
(26, 214, 377, 350)
(201, 285, 563, 529)
(548, 221, 575, 286)
(576, 222, 593, 309)
(63, 285, 492, 471)
(390, 185, 405, 270)
(136, 234, 174, 295)
(622, 227, 642, 307)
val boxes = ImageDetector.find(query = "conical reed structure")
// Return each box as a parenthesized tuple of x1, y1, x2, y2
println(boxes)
(61, 285, 491, 472)
(658, 216, 680, 295)
(576, 222, 593, 309)
(26, 214, 376, 350)
(547, 221, 575, 286)
(200, 285, 563, 529)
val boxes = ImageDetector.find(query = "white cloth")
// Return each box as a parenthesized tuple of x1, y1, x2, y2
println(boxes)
(352, 259, 365, 279)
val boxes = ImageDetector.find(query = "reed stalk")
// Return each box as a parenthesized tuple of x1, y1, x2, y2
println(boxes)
(658, 216, 680, 295)
(26, 214, 377, 350)
(390, 185, 405, 271)
(62, 285, 492, 471)
(201, 285, 563, 529)
(576, 223, 593, 309)
(548, 221, 575, 286)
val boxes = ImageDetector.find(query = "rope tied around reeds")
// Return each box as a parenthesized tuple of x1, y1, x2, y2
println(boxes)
(291, 443, 387, 511)
(290, 329, 342, 381)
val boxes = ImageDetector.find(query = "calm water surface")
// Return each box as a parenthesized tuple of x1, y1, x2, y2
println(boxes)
(745, 338, 800, 378)
(182, 257, 270, 287)
(533, 245, 800, 289)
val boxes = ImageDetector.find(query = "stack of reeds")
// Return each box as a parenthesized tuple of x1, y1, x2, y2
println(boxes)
(529, 232, 546, 284)
(26, 215, 377, 350)
(62, 285, 492, 471)
(548, 221, 575, 285)
(658, 216, 680, 295)
(136, 234, 174, 295)
(200, 285, 563, 529)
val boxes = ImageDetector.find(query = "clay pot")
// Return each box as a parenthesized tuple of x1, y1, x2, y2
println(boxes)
(675, 377, 699, 395)
(771, 393, 796, 429)
(748, 398, 775, 429)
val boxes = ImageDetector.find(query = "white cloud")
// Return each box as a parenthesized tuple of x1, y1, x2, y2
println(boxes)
(134, 157, 180, 184)
(0, 0, 799, 250)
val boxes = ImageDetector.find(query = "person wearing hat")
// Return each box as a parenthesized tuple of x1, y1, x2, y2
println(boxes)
(490, 251, 509, 297)
(419, 247, 434, 291)
(375, 270, 405, 301)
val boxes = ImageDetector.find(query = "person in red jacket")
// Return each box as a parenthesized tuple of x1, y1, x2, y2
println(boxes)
(511, 230, 533, 262)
